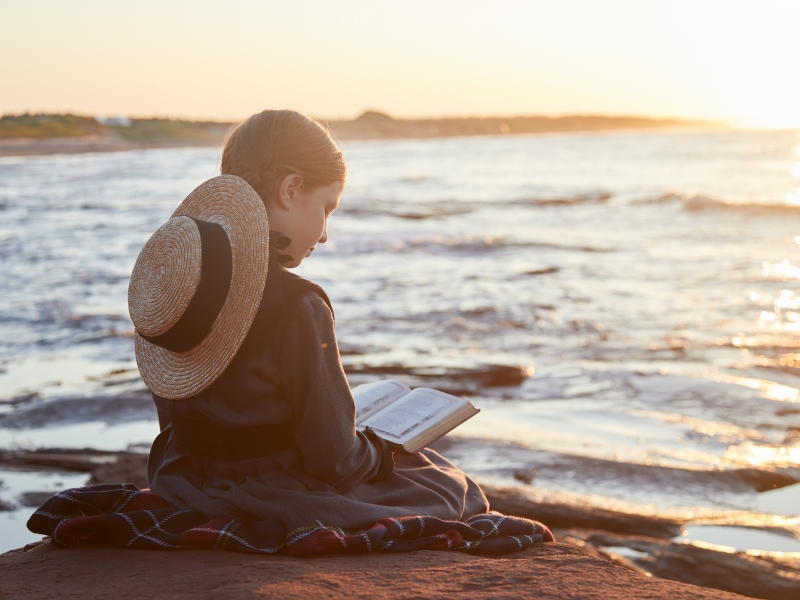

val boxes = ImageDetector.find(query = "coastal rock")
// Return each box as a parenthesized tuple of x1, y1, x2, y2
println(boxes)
(343, 363, 531, 396)
(4, 451, 791, 598)
(0, 389, 154, 429)
(483, 485, 684, 538)
(87, 453, 149, 489)
(16, 492, 57, 508)
(0, 542, 741, 599)
(0, 448, 126, 473)
(566, 530, 800, 600)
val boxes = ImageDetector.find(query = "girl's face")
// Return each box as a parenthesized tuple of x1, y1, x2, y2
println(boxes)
(267, 175, 343, 268)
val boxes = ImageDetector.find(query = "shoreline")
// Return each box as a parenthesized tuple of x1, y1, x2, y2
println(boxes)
(0, 135, 223, 158)
(0, 126, 723, 158)
(2, 444, 799, 597)
(0, 111, 718, 158)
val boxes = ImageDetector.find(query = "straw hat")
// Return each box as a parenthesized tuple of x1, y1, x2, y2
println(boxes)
(128, 175, 269, 399)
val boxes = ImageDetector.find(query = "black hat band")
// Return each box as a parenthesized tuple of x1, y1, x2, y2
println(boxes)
(139, 218, 233, 352)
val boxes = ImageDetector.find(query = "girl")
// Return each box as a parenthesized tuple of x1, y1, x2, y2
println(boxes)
(137, 109, 489, 529)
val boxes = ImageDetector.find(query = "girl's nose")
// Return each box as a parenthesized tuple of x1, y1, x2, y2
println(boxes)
(319, 225, 328, 244)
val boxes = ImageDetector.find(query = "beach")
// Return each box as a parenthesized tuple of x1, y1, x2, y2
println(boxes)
(2, 128, 800, 597)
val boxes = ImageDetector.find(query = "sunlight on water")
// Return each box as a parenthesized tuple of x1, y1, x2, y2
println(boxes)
(680, 525, 800, 555)
(724, 442, 800, 469)
(756, 290, 800, 332)
(0, 469, 89, 554)
(762, 260, 800, 280)
(713, 373, 799, 403)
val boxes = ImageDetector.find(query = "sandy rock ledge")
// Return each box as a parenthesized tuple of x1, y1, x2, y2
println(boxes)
(0, 541, 742, 599)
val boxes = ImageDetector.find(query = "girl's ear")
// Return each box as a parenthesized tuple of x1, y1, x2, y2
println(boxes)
(276, 173, 305, 210)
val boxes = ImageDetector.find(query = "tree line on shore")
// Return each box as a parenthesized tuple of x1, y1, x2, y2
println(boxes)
(0, 110, 707, 144)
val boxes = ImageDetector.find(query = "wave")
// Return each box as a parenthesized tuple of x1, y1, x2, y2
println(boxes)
(338, 191, 612, 221)
(510, 191, 611, 207)
(642, 192, 800, 215)
(333, 235, 613, 256)
(398, 236, 613, 254)
(338, 201, 473, 220)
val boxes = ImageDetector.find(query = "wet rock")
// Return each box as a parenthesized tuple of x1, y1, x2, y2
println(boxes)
(736, 468, 798, 492)
(0, 390, 155, 429)
(566, 529, 800, 600)
(439, 437, 800, 507)
(483, 485, 684, 538)
(0, 449, 119, 472)
(344, 363, 532, 396)
(16, 491, 56, 508)
(0, 448, 149, 508)
(88, 453, 149, 489)
(0, 449, 149, 508)
(513, 469, 538, 485)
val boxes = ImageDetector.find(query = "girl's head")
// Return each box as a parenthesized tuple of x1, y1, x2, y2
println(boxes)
(221, 110, 346, 267)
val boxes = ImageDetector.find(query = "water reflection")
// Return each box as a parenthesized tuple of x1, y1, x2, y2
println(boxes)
(723, 442, 800, 469)
(763, 260, 800, 280)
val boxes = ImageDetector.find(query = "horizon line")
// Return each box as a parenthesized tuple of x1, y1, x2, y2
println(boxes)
(1, 109, 730, 126)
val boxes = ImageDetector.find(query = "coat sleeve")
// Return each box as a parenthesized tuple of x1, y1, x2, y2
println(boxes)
(279, 292, 387, 489)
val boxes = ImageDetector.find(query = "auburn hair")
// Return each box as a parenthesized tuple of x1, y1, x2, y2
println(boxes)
(221, 110, 346, 204)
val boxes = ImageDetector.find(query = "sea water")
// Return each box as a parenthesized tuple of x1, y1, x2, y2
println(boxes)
(1, 128, 800, 553)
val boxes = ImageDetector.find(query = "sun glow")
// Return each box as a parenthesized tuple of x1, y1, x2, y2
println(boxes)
(695, 3, 800, 128)
(0, 1, 799, 125)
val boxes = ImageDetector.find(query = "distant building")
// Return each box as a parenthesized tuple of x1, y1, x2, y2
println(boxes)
(95, 116, 131, 127)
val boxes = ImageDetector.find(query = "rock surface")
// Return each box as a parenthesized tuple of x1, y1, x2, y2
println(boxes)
(3, 451, 793, 598)
(563, 530, 800, 600)
(484, 486, 684, 538)
(0, 541, 742, 599)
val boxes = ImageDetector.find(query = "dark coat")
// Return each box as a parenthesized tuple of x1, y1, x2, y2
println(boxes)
(148, 250, 488, 529)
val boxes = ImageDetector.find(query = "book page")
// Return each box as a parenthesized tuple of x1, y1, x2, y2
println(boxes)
(359, 388, 462, 443)
(352, 379, 411, 425)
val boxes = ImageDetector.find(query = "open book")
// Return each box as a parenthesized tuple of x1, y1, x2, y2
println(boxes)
(353, 380, 479, 454)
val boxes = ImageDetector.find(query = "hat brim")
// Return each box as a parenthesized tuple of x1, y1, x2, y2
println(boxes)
(134, 175, 269, 400)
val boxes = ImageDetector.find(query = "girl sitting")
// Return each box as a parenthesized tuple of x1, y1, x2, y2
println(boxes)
(132, 109, 489, 529)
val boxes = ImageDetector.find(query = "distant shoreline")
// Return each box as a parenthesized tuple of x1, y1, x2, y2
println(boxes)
(0, 111, 718, 157)
(0, 136, 225, 157)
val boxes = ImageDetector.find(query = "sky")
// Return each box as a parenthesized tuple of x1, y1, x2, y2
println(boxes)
(1, 0, 798, 127)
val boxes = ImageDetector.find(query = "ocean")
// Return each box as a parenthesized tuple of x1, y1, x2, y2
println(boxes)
(2, 128, 800, 558)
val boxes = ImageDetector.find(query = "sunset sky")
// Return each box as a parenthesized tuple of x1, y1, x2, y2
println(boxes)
(1, 0, 798, 127)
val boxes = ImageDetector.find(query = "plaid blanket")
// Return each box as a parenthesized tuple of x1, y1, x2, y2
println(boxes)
(27, 484, 554, 556)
